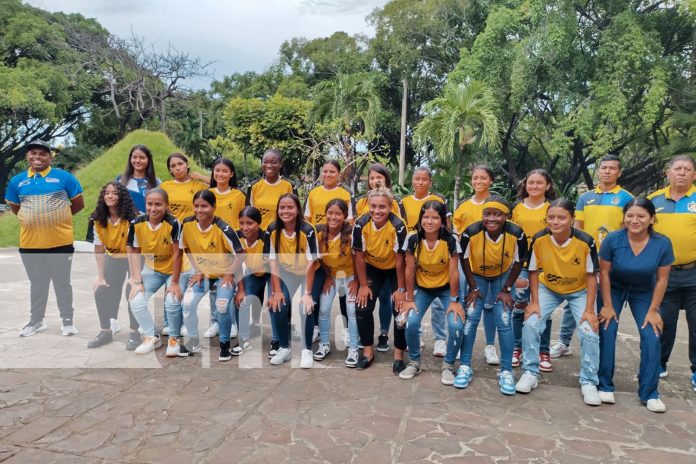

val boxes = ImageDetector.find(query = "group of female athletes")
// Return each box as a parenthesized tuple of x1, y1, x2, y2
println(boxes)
(84, 144, 677, 414)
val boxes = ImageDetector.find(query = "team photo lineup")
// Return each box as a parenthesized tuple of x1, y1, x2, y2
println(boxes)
(6, 139, 696, 415)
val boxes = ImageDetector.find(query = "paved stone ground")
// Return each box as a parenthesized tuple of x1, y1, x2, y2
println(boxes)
(1, 249, 695, 463)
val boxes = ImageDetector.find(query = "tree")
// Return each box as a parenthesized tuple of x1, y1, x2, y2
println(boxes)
(414, 81, 501, 206)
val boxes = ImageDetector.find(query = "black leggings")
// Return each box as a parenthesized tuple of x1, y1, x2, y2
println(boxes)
(356, 265, 406, 350)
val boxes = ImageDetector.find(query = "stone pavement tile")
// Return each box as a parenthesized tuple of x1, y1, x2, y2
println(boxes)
(238, 444, 288, 464)
(292, 422, 339, 449)
(135, 445, 196, 464)
(42, 429, 112, 454)
(1, 448, 103, 464)
(639, 424, 695, 452)
(0, 444, 20, 463)
(327, 428, 371, 448)
(315, 444, 354, 463)
(547, 450, 607, 464)
(408, 435, 464, 457)
(352, 440, 392, 464)
(558, 439, 614, 459)
(464, 436, 511, 458)
(2, 417, 70, 444)
(438, 456, 495, 464)
(622, 448, 695, 464)
(396, 441, 435, 462)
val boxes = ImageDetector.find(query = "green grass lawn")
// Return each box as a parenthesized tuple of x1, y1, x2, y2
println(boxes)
(0, 130, 206, 248)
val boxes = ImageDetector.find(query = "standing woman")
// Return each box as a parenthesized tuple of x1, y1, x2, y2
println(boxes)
(160, 153, 207, 222)
(510, 169, 556, 371)
(246, 148, 297, 230)
(353, 188, 408, 372)
(127, 189, 190, 355)
(400, 201, 462, 380)
(452, 165, 499, 366)
(85, 182, 139, 348)
(266, 193, 319, 366)
(515, 198, 602, 406)
(179, 190, 245, 360)
(597, 198, 673, 412)
(449, 197, 526, 395)
(117, 144, 161, 213)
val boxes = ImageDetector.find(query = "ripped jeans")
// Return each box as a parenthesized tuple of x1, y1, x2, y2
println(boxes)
(521, 285, 599, 386)
(182, 277, 234, 341)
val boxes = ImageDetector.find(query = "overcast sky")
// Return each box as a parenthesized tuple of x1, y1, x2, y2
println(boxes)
(26, 0, 387, 89)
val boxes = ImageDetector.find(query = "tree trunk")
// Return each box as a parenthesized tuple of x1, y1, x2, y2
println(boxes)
(198, 108, 204, 139)
(453, 153, 462, 210)
(160, 100, 166, 133)
(398, 77, 408, 186)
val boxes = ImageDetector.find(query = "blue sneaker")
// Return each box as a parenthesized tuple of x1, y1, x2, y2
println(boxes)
(498, 370, 516, 396)
(453, 365, 473, 389)
(691, 372, 696, 392)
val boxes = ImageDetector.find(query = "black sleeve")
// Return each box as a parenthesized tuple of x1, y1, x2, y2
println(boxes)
(352, 220, 365, 251)
(394, 217, 407, 254)
(86, 219, 95, 243)
(126, 222, 136, 247)
(405, 233, 418, 254)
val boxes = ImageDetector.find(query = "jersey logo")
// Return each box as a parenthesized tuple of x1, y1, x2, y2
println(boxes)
(656, 207, 665, 212)
(384, 238, 391, 246)
(439, 258, 447, 265)
(545, 274, 578, 286)
(45, 177, 61, 184)
(611, 196, 619, 205)
(587, 199, 596, 204)
(688, 202, 696, 213)
(571, 256, 581, 266)
(504, 251, 510, 258)
(162, 237, 170, 245)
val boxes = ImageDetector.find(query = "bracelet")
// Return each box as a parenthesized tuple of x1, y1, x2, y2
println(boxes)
(469, 288, 479, 293)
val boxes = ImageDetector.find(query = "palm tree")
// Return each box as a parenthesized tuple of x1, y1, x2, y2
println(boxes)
(414, 81, 500, 207)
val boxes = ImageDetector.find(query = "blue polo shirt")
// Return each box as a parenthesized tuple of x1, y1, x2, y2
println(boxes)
(576, 185, 633, 244)
(5, 167, 83, 249)
(599, 229, 674, 290)
(115, 175, 161, 213)
(647, 185, 696, 265)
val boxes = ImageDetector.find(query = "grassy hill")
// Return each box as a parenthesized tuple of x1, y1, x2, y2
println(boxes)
(0, 130, 206, 248)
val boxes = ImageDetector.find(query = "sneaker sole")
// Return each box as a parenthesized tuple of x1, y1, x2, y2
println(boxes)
(219, 355, 232, 362)
(376, 346, 389, 352)
(500, 388, 516, 396)
(399, 371, 420, 380)
(441, 379, 454, 386)
(345, 362, 357, 368)
(165, 350, 179, 357)
(453, 383, 470, 389)
(539, 366, 553, 373)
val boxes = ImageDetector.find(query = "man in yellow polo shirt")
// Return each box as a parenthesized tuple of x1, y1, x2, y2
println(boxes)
(5, 140, 84, 337)
(648, 155, 696, 390)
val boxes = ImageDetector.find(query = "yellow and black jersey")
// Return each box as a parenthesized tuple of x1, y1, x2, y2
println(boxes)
(528, 228, 599, 294)
(127, 213, 182, 275)
(160, 179, 207, 222)
(453, 198, 487, 234)
(211, 187, 246, 230)
(316, 225, 354, 278)
(86, 218, 129, 257)
(265, 221, 318, 275)
(304, 185, 355, 225)
(648, 185, 696, 266)
(352, 213, 407, 270)
(405, 232, 458, 288)
(246, 177, 296, 230)
(355, 194, 403, 218)
(511, 201, 549, 248)
(398, 193, 449, 233)
(237, 230, 269, 277)
(461, 221, 527, 278)
(576, 185, 633, 244)
(180, 216, 244, 279)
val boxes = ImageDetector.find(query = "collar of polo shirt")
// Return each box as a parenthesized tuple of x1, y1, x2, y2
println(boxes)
(665, 184, 696, 200)
(593, 184, 622, 194)
(27, 166, 52, 178)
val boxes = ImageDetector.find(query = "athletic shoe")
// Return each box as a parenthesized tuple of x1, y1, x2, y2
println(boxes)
(691, 372, 696, 392)
(581, 384, 601, 406)
(161, 325, 170, 336)
(550, 340, 572, 358)
(219, 341, 232, 361)
(484, 345, 500, 365)
(204, 322, 219, 338)
(268, 341, 280, 358)
(512, 348, 522, 367)
(515, 372, 538, 393)
(300, 349, 314, 368)
(453, 365, 473, 389)
(377, 334, 389, 352)
(125, 331, 141, 351)
(646, 398, 666, 413)
(19, 320, 47, 337)
(165, 337, 181, 357)
(345, 348, 359, 367)
(187, 339, 202, 354)
(313, 343, 331, 361)
(399, 362, 422, 380)
(178, 344, 192, 357)
(61, 325, 79, 336)
(441, 365, 455, 386)
(357, 355, 374, 369)
(598, 391, 615, 404)
(110, 318, 121, 335)
(87, 331, 113, 349)
(539, 353, 553, 372)
(231, 341, 252, 356)
(230, 323, 238, 339)
(135, 335, 161, 354)
(659, 365, 669, 378)
(270, 347, 292, 365)
(181, 325, 188, 337)
(432, 339, 446, 357)
(392, 360, 406, 375)
(498, 370, 516, 396)
(341, 328, 350, 346)
(312, 326, 320, 343)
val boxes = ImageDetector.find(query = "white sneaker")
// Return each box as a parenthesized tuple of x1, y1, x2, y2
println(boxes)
(598, 391, 615, 404)
(109, 318, 121, 335)
(19, 321, 47, 337)
(345, 348, 359, 367)
(399, 362, 421, 380)
(342, 328, 350, 346)
(484, 345, 500, 365)
(61, 325, 79, 336)
(230, 323, 238, 339)
(300, 349, 314, 368)
(432, 339, 446, 357)
(550, 340, 572, 358)
(165, 337, 180, 357)
(312, 326, 320, 343)
(646, 398, 666, 413)
(270, 347, 292, 365)
(161, 326, 170, 336)
(515, 372, 538, 393)
(231, 341, 252, 356)
(204, 322, 219, 338)
(135, 335, 162, 354)
(313, 343, 331, 360)
(181, 325, 188, 337)
(581, 384, 601, 406)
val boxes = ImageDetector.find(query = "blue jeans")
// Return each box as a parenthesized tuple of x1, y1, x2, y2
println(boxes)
(236, 273, 268, 341)
(407, 286, 450, 362)
(319, 275, 359, 349)
(183, 277, 233, 340)
(522, 285, 599, 385)
(446, 273, 513, 371)
(273, 271, 306, 349)
(456, 262, 494, 344)
(131, 269, 191, 337)
(557, 303, 577, 346)
(598, 287, 660, 402)
(512, 269, 551, 352)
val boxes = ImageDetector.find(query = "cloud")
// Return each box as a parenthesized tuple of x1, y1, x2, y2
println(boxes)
(297, 0, 385, 14)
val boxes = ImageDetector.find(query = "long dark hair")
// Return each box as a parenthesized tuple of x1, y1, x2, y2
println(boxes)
(91, 181, 138, 228)
(167, 152, 190, 177)
(209, 157, 238, 189)
(318, 199, 352, 258)
(368, 163, 392, 189)
(517, 168, 557, 201)
(472, 164, 495, 182)
(414, 200, 449, 268)
(273, 193, 305, 259)
(623, 197, 657, 235)
(122, 144, 158, 188)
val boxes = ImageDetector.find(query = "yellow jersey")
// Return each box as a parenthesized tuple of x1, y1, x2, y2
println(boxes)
(238, 230, 269, 277)
(648, 185, 696, 265)
(405, 232, 458, 288)
(511, 200, 549, 247)
(128, 213, 183, 275)
(180, 217, 243, 279)
(211, 187, 246, 230)
(352, 213, 407, 270)
(160, 179, 207, 222)
(316, 225, 354, 278)
(461, 221, 527, 278)
(398, 193, 449, 233)
(304, 185, 354, 225)
(246, 177, 296, 230)
(576, 185, 633, 245)
(355, 194, 402, 218)
(87, 218, 129, 257)
(266, 221, 318, 275)
(453, 198, 487, 234)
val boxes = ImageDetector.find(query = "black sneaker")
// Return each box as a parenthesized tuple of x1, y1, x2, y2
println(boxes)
(87, 331, 113, 349)
(392, 359, 406, 375)
(178, 344, 193, 357)
(377, 334, 389, 352)
(268, 340, 280, 358)
(125, 331, 141, 351)
(219, 341, 232, 362)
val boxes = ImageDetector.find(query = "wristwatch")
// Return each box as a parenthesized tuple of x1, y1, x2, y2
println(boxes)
(398, 287, 407, 293)
(502, 286, 512, 293)
(450, 296, 459, 303)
